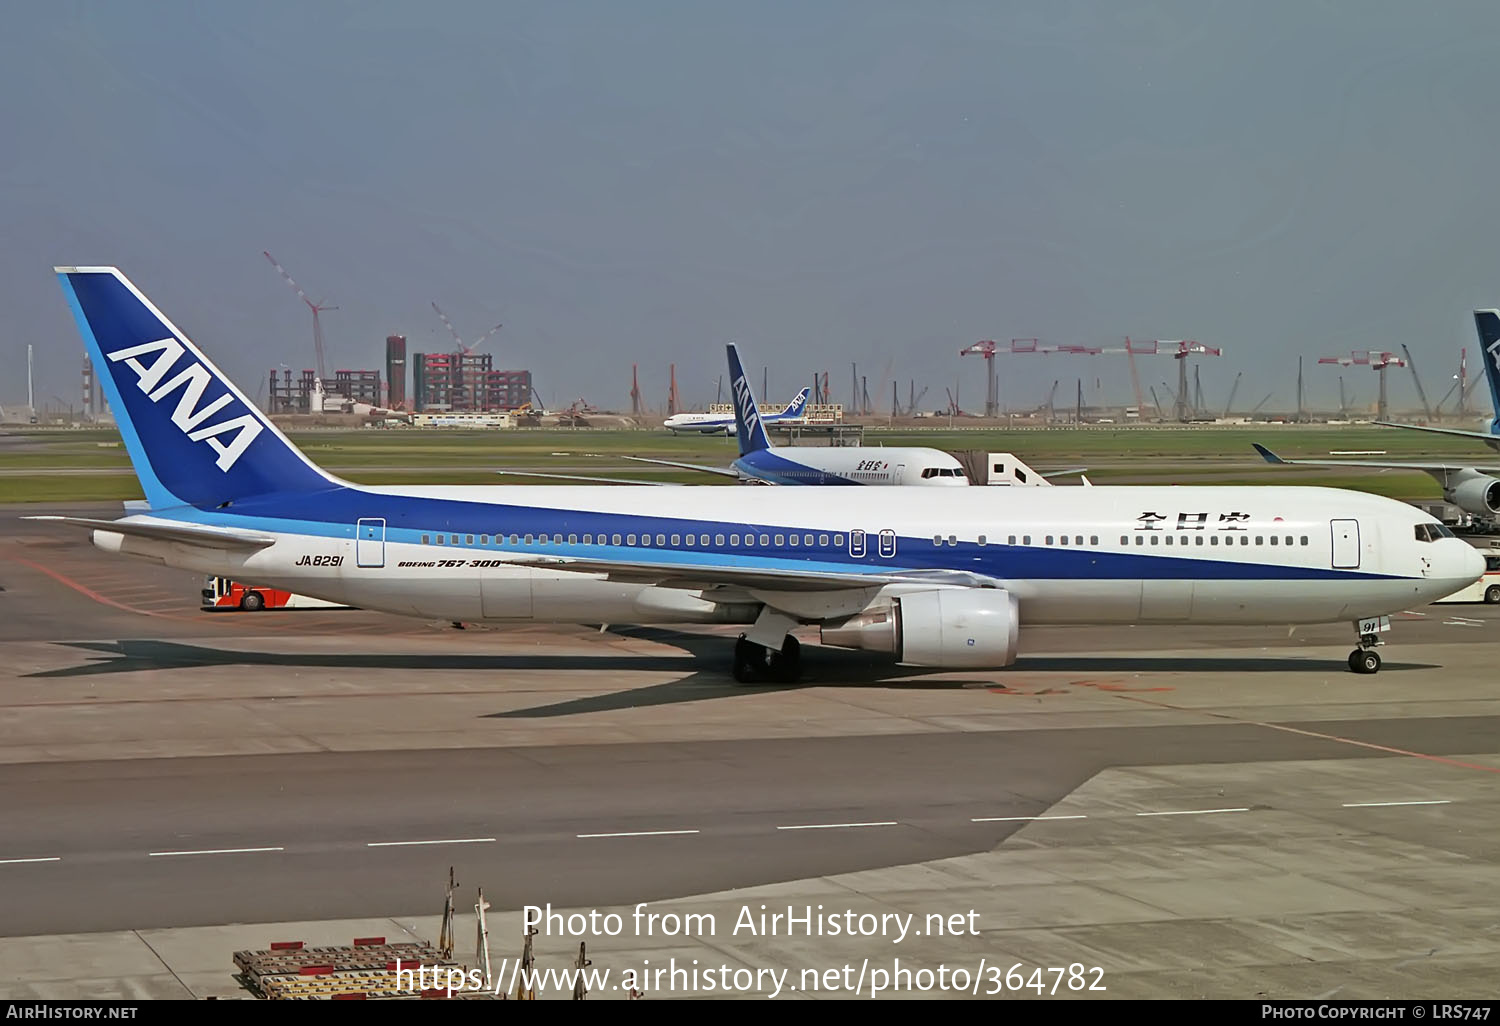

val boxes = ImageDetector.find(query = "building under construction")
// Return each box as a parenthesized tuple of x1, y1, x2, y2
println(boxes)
(412, 351, 532, 412)
(267, 368, 384, 414)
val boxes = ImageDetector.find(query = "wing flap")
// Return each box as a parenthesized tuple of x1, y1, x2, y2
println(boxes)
(502, 554, 1002, 592)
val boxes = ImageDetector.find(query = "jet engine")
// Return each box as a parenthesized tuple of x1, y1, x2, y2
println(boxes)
(819, 589, 1019, 668)
(1445, 476, 1500, 517)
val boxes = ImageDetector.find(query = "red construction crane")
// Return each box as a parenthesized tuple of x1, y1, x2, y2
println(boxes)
(430, 302, 503, 357)
(264, 251, 335, 383)
(1099, 339, 1221, 421)
(959, 339, 1102, 417)
(1318, 350, 1406, 422)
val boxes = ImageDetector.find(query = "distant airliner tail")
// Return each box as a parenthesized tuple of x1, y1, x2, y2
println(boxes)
(778, 387, 810, 420)
(1476, 310, 1500, 435)
(55, 267, 338, 510)
(726, 343, 773, 456)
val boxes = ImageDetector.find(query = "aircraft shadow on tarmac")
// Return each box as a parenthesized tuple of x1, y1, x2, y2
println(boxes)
(26, 632, 1438, 721)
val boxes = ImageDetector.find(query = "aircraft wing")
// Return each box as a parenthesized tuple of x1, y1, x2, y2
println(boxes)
(1373, 421, 1500, 446)
(495, 470, 682, 486)
(618, 455, 742, 478)
(1251, 444, 1500, 474)
(500, 554, 1004, 593)
(22, 515, 278, 549)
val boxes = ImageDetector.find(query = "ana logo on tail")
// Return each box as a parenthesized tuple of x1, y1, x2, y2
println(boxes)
(107, 337, 263, 471)
(733, 374, 761, 436)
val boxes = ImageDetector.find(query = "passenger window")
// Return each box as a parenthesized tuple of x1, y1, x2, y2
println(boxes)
(568, 534, 577, 544)
(1090, 536, 1098, 545)
(583, 534, 592, 544)
(1256, 536, 1264, 545)
(835, 534, 845, 547)
(805, 534, 814, 546)
(1119, 536, 1127, 545)
(1210, 536, 1218, 546)
(1010, 535, 1018, 545)
(612, 534, 622, 545)
(1240, 536, 1249, 546)
(700, 535, 709, 546)
(1151, 535, 1160, 545)
(1270, 536, 1278, 546)
(626, 534, 636, 545)
(1059, 535, 1068, 546)
(978, 535, 986, 546)
(774, 534, 785, 546)
(421, 534, 430, 545)
(1023, 535, 1031, 545)
(819, 534, 829, 546)
(670, 534, 680, 546)
(1196, 536, 1203, 545)
(524, 534, 533, 544)
(948, 535, 957, 546)
(730, 534, 740, 546)
(760, 534, 770, 546)
(1301, 536, 1309, 545)
(934, 535, 942, 546)
(480, 535, 489, 545)
(789, 535, 800, 547)
(451, 535, 459, 545)
(1285, 536, 1293, 546)
(1076, 536, 1083, 546)
(1046, 536, 1054, 545)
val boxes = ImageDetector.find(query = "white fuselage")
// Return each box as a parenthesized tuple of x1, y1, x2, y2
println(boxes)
(95, 485, 1479, 632)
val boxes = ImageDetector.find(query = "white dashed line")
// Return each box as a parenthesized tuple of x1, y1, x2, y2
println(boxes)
(776, 821, 897, 831)
(148, 847, 284, 857)
(366, 838, 495, 848)
(1342, 800, 1452, 808)
(1135, 808, 1250, 817)
(970, 815, 1088, 823)
(576, 830, 700, 839)
(0, 857, 61, 865)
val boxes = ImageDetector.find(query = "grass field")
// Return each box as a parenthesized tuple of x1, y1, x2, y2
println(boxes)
(0, 424, 1481, 503)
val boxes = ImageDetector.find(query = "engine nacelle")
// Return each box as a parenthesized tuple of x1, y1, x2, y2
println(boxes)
(819, 589, 1019, 668)
(1446, 476, 1500, 517)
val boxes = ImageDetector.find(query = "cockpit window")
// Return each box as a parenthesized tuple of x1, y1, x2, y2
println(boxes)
(1414, 523, 1456, 542)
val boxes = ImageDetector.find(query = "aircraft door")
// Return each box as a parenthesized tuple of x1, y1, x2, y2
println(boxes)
(356, 518, 386, 568)
(850, 529, 866, 558)
(1331, 519, 1360, 569)
(895, 463, 905, 484)
(878, 529, 896, 558)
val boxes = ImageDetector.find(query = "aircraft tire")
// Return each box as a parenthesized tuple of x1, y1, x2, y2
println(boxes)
(1349, 649, 1380, 675)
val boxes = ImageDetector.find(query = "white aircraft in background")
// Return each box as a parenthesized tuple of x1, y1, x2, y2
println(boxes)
(1374, 310, 1500, 451)
(1253, 310, 1500, 523)
(619, 343, 974, 485)
(33, 267, 1482, 684)
(663, 387, 809, 435)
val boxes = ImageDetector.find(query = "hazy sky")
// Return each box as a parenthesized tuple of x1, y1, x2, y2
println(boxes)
(4, 1, 1500, 417)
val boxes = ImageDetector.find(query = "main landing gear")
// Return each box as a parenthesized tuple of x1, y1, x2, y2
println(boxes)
(1347, 616, 1388, 675)
(733, 634, 802, 684)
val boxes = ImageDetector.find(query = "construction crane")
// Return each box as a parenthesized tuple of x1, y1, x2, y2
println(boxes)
(431, 302, 502, 357)
(667, 364, 679, 417)
(960, 339, 1102, 418)
(1222, 371, 1242, 419)
(1250, 392, 1275, 416)
(1401, 344, 1434, 421)
(630, 364, 643, 417)
(1317, 350, 1406, 422)
(1046, 379, 1059, 423)
(1100, 339, 1221, 421)
(264, 251, 335, 383)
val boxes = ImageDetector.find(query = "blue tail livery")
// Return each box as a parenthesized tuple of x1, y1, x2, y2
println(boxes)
(56, 267, 338, 509)
(1477, 310, 1500, 436)
(727, 342, 773, 456)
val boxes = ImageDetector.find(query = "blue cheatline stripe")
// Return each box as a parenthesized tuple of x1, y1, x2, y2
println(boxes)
(145, 484, 1400, 582)
(735, 449, 860, 485)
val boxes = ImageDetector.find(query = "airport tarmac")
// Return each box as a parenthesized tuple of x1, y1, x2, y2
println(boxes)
(2, 505, 1499, 998)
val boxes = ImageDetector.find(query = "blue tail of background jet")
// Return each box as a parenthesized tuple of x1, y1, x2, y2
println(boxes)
(726, 343, 774, 457)
(1476, 310, 1500, 435)
(56, 267, 337, 510)
(779, 387, 809, 420)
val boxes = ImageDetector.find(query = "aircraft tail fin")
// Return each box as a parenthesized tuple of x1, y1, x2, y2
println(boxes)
(726, 343, 773, 456)
(779, 387, 810, 419)
(1475, 310, 1500, 434)
(55, 267, 338, 509)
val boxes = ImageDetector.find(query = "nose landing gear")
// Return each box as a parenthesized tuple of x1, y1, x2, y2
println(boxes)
(1347, 615, 1390, 674)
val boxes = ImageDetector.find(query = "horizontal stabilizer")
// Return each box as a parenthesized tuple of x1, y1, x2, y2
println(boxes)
(618, 455, 742, 478)
(494, 470, 681, 486)
(22, 515, 277, 549)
